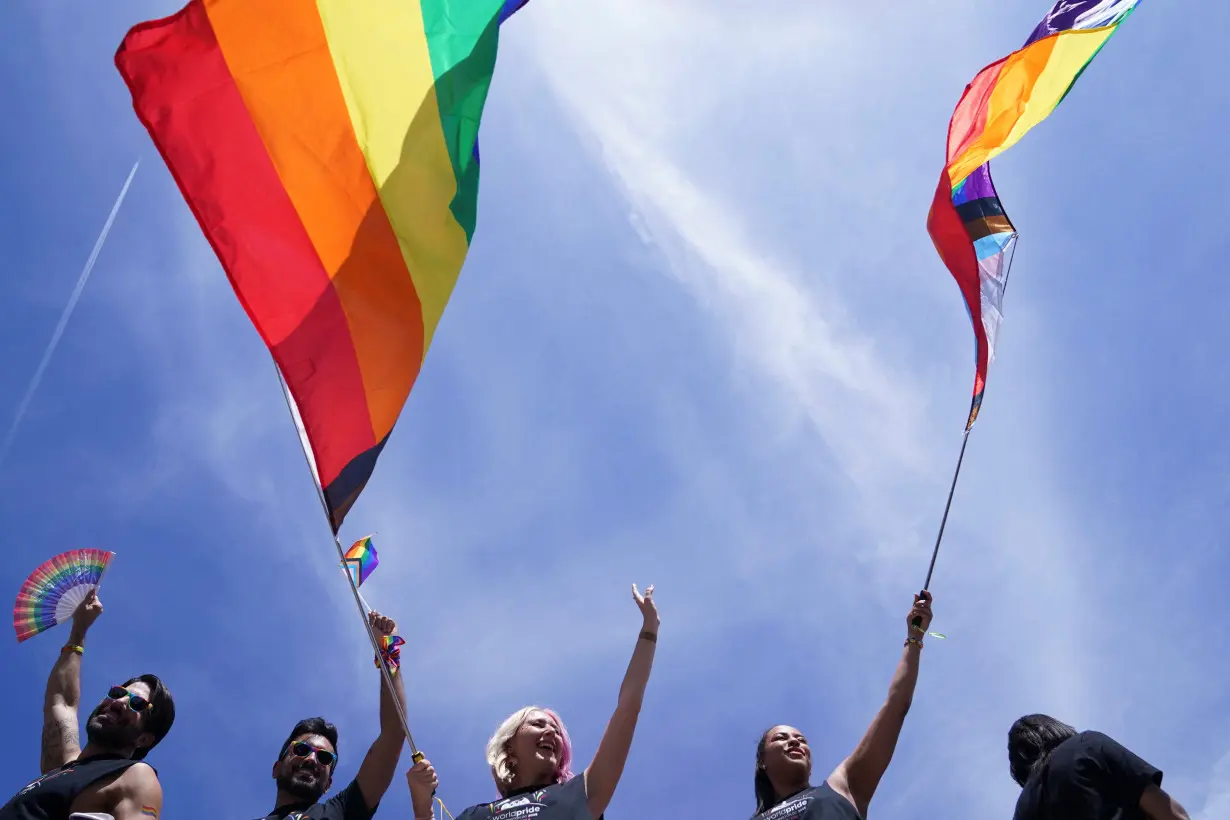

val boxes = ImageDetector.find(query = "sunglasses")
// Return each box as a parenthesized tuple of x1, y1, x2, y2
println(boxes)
(288, 741, 337, 768)
(108, 685, 151, 713)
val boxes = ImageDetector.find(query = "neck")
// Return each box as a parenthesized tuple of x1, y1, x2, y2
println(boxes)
(274, 790, 319, 810)
(507, 771, 554, 794)
(768, 775, 810, 804)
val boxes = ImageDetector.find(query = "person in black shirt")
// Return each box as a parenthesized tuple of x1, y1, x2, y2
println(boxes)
(0, 589, 176, 820)
(1008, 714, 1191, 820)
(261, 611, 409, 820)
(405, 583, 660, 820)
(749, 591, 934, 820)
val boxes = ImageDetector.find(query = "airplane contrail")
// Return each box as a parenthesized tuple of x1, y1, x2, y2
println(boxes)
(0, 159, 141, 469)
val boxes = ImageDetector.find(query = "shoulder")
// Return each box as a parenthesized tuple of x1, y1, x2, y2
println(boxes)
(559, 775, 594, 813)
(326, 778, 377, 819)
(454, 802, 489, 820)
(1077, 729, 1116, 746)
(116, 762, 162, 798)
(91, 762, 162, 816)
(1035, 731, 1097, 769)
(1067, 730, 1129, 766)
(1075, 729, 1128, 753)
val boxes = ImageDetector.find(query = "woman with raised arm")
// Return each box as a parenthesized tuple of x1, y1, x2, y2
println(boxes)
(751, 591, 933, 820)
(405, 583, 659, 820)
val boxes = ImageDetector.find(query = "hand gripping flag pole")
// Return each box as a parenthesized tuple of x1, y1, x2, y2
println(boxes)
(273, 362, 427, 766)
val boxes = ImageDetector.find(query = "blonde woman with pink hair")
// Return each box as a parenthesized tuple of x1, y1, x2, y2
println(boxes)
(406, 584, 659, 820)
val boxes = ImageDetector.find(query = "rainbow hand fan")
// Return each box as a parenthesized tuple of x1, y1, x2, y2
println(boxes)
(13, 549, 114, 643)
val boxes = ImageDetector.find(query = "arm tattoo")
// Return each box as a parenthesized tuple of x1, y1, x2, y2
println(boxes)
(40, 717, 78, 773)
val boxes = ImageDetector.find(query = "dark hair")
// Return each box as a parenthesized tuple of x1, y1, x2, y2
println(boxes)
(1008, 714, 1077, 786)
(753, 728, 777, 814)
(124, 674, 175, 761)
(278, 717, 340, 771)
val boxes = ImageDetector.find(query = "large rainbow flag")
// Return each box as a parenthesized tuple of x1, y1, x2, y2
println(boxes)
(927, 0, 1141, 429)
(115, 0, 530, 531)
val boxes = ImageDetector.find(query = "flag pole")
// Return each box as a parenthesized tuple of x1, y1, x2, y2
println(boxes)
(271, 360, 425, 762)
(924, 426, 971, 590)
(912, 423, 972, 628)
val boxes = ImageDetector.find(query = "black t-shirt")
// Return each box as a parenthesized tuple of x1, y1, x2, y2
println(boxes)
(1013, 730, 1163, 820)
(749, 783, 863, 820)
(259, 779, 377, 820)
(455, 776, 602, 820)
(0, 755, 144, 820)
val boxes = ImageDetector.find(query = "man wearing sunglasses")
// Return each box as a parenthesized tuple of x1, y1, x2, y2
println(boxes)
(0, 590, 176, 820)
(263, 611, 408, 820)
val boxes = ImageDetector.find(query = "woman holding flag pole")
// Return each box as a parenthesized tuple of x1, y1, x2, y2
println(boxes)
(405, 583, 660, 820)
(749, 591, 934, 820)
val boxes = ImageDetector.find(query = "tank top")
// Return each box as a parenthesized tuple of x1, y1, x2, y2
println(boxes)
(0, 755, 141, 820)
(750, 782, 863, 820)
(455, 776, 603, 820)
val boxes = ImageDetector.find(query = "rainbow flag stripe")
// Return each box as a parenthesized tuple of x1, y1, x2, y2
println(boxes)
(115, 0, 529, 530)
(927, 0, 1141, 429)
(343, 536, 378, 588)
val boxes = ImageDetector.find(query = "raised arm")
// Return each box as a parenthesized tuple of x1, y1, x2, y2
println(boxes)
(829, 591, 932, 818)
(41, 590, 103, 773)
(355, 612, 409, 810)
(584, 584, 659, 819)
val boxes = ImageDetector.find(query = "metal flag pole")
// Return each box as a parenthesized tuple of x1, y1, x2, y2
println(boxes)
(271, 360, 425, 763)
(926, 428, 971, 589)
(912, 426, 972, 628)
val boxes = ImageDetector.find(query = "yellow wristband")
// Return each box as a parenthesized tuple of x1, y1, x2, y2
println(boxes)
(63, 644, 83, 655)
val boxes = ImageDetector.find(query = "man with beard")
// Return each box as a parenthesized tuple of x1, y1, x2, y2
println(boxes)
(262, 612, 408, 820)
(0, 590, 176, 820)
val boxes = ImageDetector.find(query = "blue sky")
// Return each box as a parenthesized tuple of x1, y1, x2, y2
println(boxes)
(1, 1, 1227, 818)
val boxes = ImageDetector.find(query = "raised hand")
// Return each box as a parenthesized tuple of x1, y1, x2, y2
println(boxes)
(369, 610, 397, 637)
(71, 589, 103, 637)
(907, 590, 933, 636)
(632, 583, 658, 631)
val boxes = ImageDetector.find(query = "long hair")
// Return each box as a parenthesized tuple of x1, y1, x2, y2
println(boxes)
(1007, 714, 1077, 786)
(753, 728, 778, 814)
(486, 706, 574, 796)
